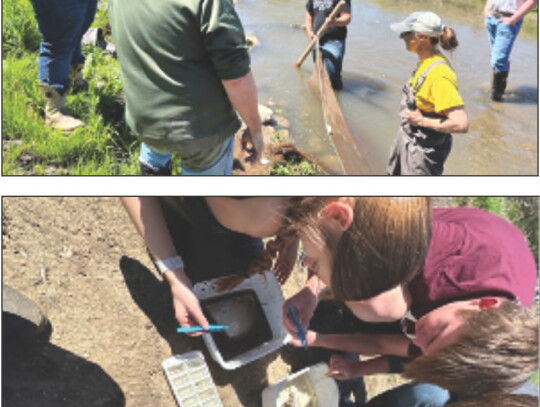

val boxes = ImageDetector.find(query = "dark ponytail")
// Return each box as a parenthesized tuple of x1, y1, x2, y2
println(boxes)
(431, 26, 459, 51)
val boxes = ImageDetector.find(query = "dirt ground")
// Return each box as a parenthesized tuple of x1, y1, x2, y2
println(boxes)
(2, 197, 411, 407)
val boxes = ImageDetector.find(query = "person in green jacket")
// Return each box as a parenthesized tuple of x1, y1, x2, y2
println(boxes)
(109, 0, 263, 175)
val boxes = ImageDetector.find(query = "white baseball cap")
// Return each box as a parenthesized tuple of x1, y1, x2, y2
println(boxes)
(390, 11, 445, 37)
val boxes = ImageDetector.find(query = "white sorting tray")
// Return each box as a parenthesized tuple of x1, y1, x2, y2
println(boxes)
(193, 271, 290, 370)
(262, 363, 339, 407)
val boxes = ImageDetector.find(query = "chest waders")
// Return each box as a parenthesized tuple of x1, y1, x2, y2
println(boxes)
(386, 60, 453, 175)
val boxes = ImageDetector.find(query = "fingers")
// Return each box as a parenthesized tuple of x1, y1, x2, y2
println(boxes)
(282, 303, 298, 335)
(304, 330, 316, 346)
(298, 307, 311, 329)
(242, 128, 264, 164)
(289, 337, 303, 347)
(326, 354, 349, 379)
(329, 354, 348, 371)
(171, 284, 210, 336)
(326, 369, 346, 380)
(175, 305, 209, 337)
(188, 303, 209, 329)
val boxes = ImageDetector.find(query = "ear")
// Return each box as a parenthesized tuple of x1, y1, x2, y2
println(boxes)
(470, 297, 503, 310)
(319, 201, 353, 231)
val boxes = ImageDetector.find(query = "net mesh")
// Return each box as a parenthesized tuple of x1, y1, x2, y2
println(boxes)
(307, 45, 370, 175)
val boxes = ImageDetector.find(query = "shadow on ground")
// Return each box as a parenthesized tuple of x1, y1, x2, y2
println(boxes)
(118, 256, 279, 407)
(2, 323, 125, 407)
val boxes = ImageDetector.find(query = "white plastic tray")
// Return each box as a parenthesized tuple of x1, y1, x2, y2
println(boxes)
(162, 351, 222, 407)
(193, 271, 290, 370)
(262, 363, 339, 407)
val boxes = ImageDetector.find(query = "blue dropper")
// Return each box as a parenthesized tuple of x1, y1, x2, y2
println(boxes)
(288, 305, 308, 350)
(176, 325, 229, 334)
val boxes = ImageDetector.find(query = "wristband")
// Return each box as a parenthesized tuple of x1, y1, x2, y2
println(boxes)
(155, 256, 184, 275)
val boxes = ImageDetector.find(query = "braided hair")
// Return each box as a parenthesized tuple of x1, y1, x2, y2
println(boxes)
(217, 197, 328, 291)
(217, 197, 431, 297)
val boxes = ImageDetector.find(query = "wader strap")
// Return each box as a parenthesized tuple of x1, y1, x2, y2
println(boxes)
(400, 59, 451, 149)
(412, 59, 449, 94)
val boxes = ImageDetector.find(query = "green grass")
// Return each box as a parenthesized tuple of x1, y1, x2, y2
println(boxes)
(532, 371, 539, 387)
(2, 47, 140, 174)
(2, 0, 40, 56)
(2, 0, 144, 175)
(270, 160, 321, 175)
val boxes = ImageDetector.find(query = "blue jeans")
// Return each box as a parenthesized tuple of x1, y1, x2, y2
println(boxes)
(139, 136, 235, 175)
(485, 15, 523, 72)
(30, 0, 97, 94)
(366, 382, 450, 407)
(318, 39, 346, 90)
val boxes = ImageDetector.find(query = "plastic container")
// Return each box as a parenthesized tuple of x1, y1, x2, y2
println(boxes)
(162, 351, 222, 407)
(193, 271, 289, 370)
(262, 363, 339, 407)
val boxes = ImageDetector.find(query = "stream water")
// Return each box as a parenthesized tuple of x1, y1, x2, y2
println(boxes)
(237, 0, 538, 175)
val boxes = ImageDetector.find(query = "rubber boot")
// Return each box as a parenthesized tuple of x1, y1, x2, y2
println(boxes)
(491, 70, 508, 102)
(69, 63, 89, 93)
(39, 84, 83, 132)
(2, 285, 51, 343)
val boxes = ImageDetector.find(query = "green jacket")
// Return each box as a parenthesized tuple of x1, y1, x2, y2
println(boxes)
(109, 0, 250, 155)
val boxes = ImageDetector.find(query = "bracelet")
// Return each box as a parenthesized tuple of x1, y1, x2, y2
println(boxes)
(420, 117, 425, 127)
(155, 255, 184, 275)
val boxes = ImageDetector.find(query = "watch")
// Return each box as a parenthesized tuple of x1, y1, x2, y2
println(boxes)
(155, 256, 184, 275)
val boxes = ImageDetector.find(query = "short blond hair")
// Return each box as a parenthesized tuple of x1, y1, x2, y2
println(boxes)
(404, 301, 539, 396)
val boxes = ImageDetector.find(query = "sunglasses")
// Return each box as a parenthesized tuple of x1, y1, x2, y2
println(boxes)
(400, 309, 418, 340)
(400, 31, 416, 39)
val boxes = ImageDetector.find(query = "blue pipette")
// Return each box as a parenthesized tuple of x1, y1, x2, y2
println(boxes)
(176, 325, 229, 334)
(288, 305, 308, 350)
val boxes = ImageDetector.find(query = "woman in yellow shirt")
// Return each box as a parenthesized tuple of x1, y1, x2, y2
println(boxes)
(387, 12, 469, 176)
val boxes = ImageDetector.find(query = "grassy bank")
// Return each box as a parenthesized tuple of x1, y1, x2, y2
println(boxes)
(2, 0, 139, 175)
(376, 0, 537, 36)
(2, 0, 319, 175)
(454, 0, 537, 36)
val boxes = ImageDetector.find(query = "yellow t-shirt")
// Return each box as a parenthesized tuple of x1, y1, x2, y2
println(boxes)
(410, 54, 464, 114)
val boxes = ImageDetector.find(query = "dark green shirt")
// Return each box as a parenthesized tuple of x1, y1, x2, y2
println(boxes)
(109, 0, 250, 157)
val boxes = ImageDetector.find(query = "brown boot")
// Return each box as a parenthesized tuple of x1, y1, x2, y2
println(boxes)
(39, 84, 83, 132)
(69, 63, 88, 93)
(491, 70, 508, 102)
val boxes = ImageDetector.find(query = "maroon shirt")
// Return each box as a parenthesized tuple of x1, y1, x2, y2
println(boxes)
(409, 207, 537, 317)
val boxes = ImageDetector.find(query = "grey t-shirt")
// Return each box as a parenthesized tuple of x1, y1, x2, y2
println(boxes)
(490, 0, 525, 12)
